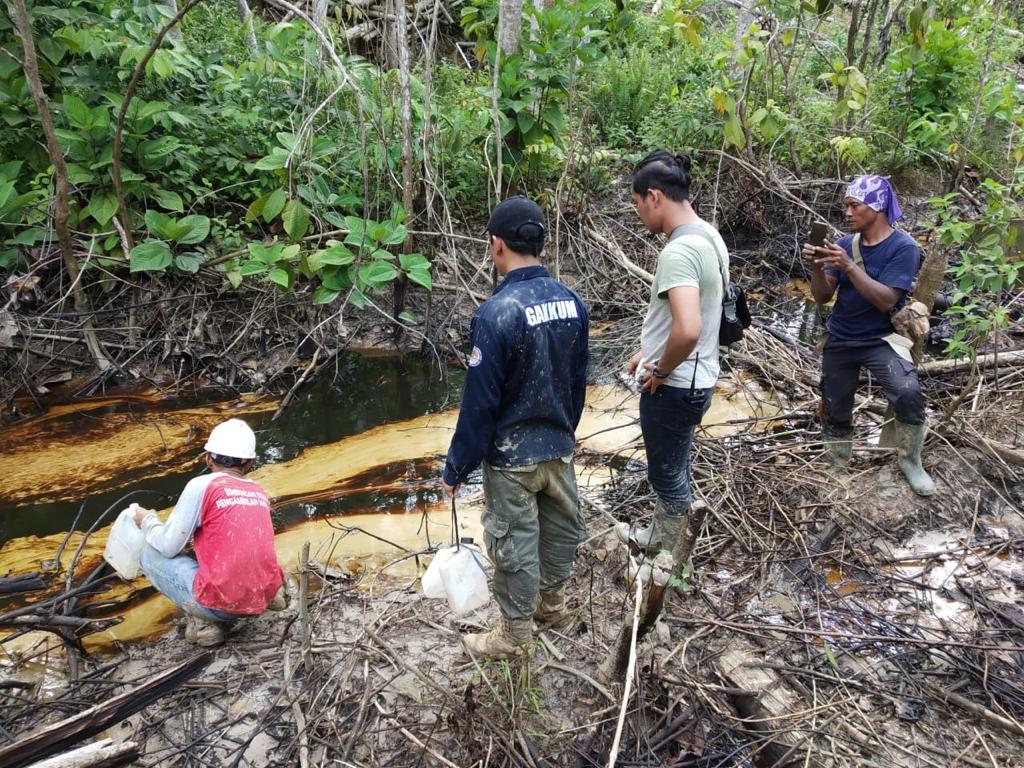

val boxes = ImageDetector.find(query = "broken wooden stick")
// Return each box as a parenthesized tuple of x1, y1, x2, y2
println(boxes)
(22, 738, 138, 768)
(0, 652, 212, 768)
(600, 551, 675, 681)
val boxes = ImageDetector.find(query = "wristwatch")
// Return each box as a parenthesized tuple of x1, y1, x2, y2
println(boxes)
(652, 366, 670, 379)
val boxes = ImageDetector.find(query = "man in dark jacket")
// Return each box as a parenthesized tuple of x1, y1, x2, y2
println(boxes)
(441, 196, 589, 659)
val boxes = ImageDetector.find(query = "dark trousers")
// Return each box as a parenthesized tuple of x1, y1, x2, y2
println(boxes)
(639, 384, 714, 516)
(821, 339, 926, 436)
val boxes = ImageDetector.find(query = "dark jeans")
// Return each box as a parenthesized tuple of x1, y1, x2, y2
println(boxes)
(821, 339, 926, 436)
(639, 384, 714, 516)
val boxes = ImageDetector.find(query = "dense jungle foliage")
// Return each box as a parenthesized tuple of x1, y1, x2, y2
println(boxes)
(0, 0, 1022, 354)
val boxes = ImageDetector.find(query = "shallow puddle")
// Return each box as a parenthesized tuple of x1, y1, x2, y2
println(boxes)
(0, 356, 781, 656)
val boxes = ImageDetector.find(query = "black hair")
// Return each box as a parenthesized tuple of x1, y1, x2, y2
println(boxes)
(209, 452, 249, 468)
(631, 150, 693, 202)
(499, 224, 545, 257)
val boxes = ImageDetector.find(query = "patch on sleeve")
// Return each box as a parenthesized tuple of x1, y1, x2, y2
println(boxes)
(468, 346, 483, 367)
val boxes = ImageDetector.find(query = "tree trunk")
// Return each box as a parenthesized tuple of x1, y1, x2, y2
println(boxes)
(836, 0, 861, 125)
(394, 0, 416, 336)
(497, 0, 524, 55)
(8, 0, 111, 372)
(312, 0, 328, 26)
(857, 0, 880, 72)
(730, 0, 756, 78)
(238, 0, 259, 56)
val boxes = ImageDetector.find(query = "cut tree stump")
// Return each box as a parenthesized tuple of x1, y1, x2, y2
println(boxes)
(0, 652, 212, 768)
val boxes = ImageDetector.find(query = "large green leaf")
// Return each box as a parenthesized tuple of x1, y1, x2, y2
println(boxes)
(381, 224, 407, 246)
(343, 216, 367, 246)
(38, 37, 67, 65)
(313, 286, 341, 304)
(407, 268, 432, 291)
(723, 115, 745, 149)
(139, 136, 180, 158)
(5, 228, 44, 246)
(268, 266, 292, 289)
(63, 95, 92, 130)
(174, 252, 203, 273)
(0, 161, 22, 183)
(149, 49, 176, 78)
(144, 209, 178, 240)
(263, 188, 287, 223)
(0, 181, 14, 211)
(246, 192, 270, 223)
(175, 215, 210, 245)
(399, 252, 430, 271)
(308, 243, 356, 272)
(253, 150, 288, 171)
(150, 188, 184, 212)
(348, 289, 367, 309)
(88, 192, 119, 225)
(282, 199, 310, 240)
(240, 260, 268, 276)
(248, 242, 278, 265)
(359, 261, 399, 287)
(130, 240, 173, 272)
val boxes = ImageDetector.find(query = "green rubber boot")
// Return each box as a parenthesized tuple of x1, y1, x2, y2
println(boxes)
(896, 422, 937, 497)
(825, 432, 854, 468)
(614, 500, 686, 552)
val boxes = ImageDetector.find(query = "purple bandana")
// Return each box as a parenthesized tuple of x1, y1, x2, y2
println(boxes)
(845, 175, 903, 225)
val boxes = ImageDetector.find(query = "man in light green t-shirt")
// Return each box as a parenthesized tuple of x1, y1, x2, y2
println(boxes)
(618, 150, 726, 568)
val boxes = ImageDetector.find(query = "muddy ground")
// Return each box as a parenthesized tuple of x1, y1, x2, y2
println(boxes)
(3, 382, 1023, 767)
(3, 179, 1024, 766)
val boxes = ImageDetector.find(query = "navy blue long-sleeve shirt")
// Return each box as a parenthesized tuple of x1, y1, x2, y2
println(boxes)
(443, 265, 589, 486)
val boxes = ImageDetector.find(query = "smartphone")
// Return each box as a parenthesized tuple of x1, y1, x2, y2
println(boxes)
(808, 221, 828, 248)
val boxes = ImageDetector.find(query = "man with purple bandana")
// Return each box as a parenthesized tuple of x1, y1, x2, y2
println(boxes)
(802, 175, 936, 496)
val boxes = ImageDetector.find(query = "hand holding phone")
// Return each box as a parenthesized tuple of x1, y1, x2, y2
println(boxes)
(808, 221, 828, 248)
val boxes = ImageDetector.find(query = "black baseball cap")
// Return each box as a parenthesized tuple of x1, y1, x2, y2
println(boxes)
(486, 196, 546, 254)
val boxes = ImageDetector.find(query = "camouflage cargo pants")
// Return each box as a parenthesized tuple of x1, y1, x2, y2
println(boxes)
(481, 456, 587, 620)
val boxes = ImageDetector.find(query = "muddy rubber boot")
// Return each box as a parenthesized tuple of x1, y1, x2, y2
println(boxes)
(615, 500, 685, 552)
(463, 616, 532, 660)
(267, 583, 289, 611)
(824, 432, 854, 468)
(896, 422, 937, 497)
(668, 501, 708, 580)
(533, 585, 573, 631)
(191, 617, 226, 647)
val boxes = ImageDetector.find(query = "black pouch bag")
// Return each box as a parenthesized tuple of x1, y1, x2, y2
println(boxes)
(720, 281, 751, 345)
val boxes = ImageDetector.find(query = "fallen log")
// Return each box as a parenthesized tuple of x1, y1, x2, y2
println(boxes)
(717, 645, 818, 768)
(0, 652, 212, 768)
(918, 349, 1024, 376)
(24, 738, 138, 768)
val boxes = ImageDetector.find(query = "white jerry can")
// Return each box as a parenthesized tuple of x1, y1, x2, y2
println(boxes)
(421, 539, 490, 616)
(103, 505, 146, 580)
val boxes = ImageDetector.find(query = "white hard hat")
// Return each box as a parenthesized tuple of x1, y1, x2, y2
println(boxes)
(203, 418, 257, 460)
